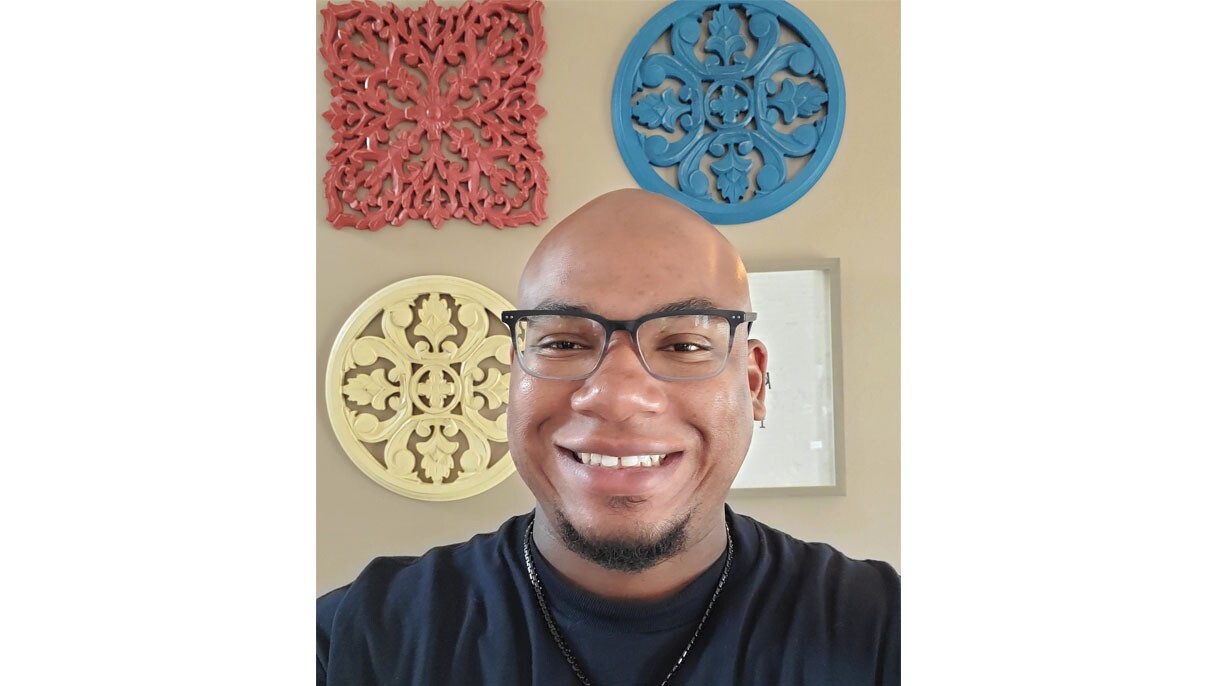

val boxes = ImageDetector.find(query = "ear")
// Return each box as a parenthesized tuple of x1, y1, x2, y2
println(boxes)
(745, 339, 768, 421)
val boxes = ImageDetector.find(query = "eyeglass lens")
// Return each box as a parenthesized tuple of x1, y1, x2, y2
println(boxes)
(512, 314, 733, 380)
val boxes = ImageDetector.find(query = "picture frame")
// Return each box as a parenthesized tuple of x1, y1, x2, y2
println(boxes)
(731, 260, 846, 495)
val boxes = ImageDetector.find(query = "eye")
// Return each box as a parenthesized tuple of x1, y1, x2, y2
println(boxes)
(540, 339, 587, 350)
(529, 336, 599, 356)
(662, 340, 712, 353)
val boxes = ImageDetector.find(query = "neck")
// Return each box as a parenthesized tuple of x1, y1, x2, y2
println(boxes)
(530, 506, 729, 602)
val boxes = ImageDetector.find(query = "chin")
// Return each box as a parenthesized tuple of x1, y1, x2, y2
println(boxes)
(566, 502, 696, 543)
(555, 506, 693, 573)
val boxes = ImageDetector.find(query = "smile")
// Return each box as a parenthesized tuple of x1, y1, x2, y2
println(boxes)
(576, 452, 668, 468)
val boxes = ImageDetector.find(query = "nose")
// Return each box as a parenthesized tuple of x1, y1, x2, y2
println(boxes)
(569, 332, 667, 422)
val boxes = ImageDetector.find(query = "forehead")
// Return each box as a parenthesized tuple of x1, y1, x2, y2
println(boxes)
(518, 190, 750, 317)
(519, 241, 744, 319)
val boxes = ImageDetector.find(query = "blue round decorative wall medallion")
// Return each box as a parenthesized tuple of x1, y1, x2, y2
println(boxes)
(612, 1, 845, 224)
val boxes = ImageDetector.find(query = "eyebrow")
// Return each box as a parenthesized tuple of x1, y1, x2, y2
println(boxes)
(530, 297, 719, 317)
(532, 300, 592, 313)
(653, 297, 717, 313)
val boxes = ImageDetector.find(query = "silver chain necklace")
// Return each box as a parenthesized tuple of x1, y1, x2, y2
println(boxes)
(522, 517, 734, 686)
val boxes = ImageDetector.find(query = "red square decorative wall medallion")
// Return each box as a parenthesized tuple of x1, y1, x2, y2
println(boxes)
(321, 1, 548, 230)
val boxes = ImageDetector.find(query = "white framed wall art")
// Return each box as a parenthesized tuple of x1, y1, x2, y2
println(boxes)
(732, 261, 845, 494)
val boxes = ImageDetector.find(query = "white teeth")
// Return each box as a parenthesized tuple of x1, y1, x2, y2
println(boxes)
(576, 452, 667, 469)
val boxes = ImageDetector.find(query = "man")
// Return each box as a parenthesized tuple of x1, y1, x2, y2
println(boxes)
(317, 189, 899, 685)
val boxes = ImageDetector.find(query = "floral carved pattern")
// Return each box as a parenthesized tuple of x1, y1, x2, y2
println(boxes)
(326, 277, 517, 501)
(612, 2, 845, 224)
(320, 0, 548, 230)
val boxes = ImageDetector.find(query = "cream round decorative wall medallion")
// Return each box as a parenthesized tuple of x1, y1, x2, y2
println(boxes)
(325, 276, 517, 501)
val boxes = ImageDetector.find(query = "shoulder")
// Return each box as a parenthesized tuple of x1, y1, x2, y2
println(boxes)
(726, 510, 899, 681)
(316, 515, 530, 682)
(317, 514, 527, 631)
(730, 509, 900, 611)
(320, 515, 523, 615)
(315, 554, 418, 633)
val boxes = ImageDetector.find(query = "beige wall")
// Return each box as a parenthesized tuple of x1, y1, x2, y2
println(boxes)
(317, 0, 899, 595)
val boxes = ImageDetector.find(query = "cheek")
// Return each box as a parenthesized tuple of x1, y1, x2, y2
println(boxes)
(689, 382, 755, 467)
(507, 375, 569, 451)
(507, 375, 538, 450)
(506, 377, 542, 483)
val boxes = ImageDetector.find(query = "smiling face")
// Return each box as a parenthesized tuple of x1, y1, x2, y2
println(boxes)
(507, 190, 767, 567)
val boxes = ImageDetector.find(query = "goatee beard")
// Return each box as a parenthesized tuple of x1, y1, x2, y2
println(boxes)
(554, 508, 692, 573)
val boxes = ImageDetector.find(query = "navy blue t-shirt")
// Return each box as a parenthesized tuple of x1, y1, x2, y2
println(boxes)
(317, 507, 899, 685)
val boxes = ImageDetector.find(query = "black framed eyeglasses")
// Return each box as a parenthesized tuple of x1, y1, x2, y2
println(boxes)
(500, 308, 757, 381)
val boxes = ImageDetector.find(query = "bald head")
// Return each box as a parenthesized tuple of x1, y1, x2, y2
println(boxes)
(518, 189, 750, 314)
